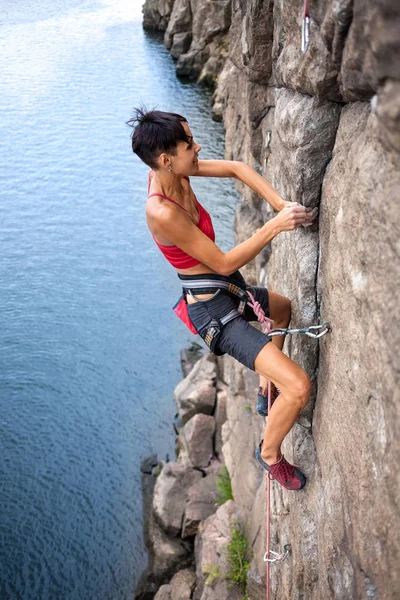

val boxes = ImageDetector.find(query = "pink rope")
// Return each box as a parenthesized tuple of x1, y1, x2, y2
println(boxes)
(247, 290, 273, 600)
(246, 290, 274, 335)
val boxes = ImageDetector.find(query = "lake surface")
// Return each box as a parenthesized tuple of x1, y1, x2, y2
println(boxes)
(0, 1, 237, 598)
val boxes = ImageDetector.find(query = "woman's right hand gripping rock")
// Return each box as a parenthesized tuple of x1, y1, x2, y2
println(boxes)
(273, 202, 318, 232)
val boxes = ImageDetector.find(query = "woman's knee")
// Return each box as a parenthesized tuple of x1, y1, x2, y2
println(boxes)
(285, 372, 312, 408)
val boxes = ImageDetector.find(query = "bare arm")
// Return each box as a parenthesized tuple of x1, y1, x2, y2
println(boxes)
(196, 160, 287, 211)
(150, 202, 310, 276)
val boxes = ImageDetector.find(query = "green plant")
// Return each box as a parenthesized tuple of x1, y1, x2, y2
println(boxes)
(215, 465, 233, 505)
(204, 564, 222, 586)
(203, 519, 252, 596)
(226, 521, 253, 592)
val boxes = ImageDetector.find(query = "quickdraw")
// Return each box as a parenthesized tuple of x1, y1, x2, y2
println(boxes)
(269, 322, 330, 339)
(264, 544, 291, 564)
(302, 0, 310, 52)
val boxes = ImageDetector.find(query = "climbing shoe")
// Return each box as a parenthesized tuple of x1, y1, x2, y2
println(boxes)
(255, 441, 306, 490)
(256, 385, 279, 417)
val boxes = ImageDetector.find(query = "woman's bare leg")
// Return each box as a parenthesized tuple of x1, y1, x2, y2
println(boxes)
(254, 342, 311, 464)
(259, 291, 291, 394)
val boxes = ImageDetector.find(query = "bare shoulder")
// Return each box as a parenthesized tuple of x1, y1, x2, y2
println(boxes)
(146, 195, 175, 223)
(146, 195, 189, 237)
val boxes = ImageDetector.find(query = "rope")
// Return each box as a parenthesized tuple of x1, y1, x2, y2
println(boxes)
(246, 291, 274, 333)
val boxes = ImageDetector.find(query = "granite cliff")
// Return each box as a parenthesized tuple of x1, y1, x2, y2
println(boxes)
(139, 1, 400, 598)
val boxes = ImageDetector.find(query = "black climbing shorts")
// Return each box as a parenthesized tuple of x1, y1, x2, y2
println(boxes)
(186, 270, 271, 371)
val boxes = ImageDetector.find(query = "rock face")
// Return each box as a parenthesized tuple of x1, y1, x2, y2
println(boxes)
(153, 463, 203, 536)
(194, 500, 243, 600)
(139, 2, 400, 599)
(181, 414, 215, 469)
(314, 103, 400, 599)
(154, 568, 196, 600)
(142, 0, 232, 85)
(174, 354, 217, 425)
(209, 2, 400, 598)
(182, 465, 220, 538)
(142, 0, 176, 31)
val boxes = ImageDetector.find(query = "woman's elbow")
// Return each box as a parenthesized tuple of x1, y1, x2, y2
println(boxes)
(231, 161, 244, 180)
(215, 257, 235, 277)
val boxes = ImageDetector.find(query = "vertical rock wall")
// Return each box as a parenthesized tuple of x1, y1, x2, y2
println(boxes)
(216, 2, 400, 599)
(141, 1, 400, 598)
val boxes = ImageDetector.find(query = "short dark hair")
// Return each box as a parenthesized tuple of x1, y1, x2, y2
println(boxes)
(126, 107, 189, 169)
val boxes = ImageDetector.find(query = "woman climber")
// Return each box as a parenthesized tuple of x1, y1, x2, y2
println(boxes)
(127, 108, 318, 490)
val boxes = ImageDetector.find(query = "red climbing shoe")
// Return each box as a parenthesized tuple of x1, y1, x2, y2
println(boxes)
(255, 441, 306, 490)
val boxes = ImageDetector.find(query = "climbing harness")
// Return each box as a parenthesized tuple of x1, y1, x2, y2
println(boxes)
(248, 292, 330, 600)
(176, 274, 250, 354)
(302, 0, 310, 52)
(175, 274, 331, 356)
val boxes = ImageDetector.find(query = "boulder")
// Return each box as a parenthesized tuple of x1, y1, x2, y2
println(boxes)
(193, 500, 243, 600)
(174, 354, 217, 424)
(142, 0, 176, 31)
(164, 0, 192, 49)
(182, 467, 220, 538)
(170, 568, 196, 599)
(153, 462, 202, 536)
(174, 0, 231, 80)
(182, 414, 215, 469)
(340, 0, 400, 101)
(140, 510, 193, 593)
(154, 585, 171, 600)
(179, 342, 205, 378)
(271, 0, 351, 101)
(154, 568, 196, 600)
(170, 32, 192, 59)
(141, 454, 159, 475)
(220, 359, 264, 516)
(229, 0, 274, 84)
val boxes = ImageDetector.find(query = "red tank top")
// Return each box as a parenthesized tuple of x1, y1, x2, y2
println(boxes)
(147, 172, 215, 269)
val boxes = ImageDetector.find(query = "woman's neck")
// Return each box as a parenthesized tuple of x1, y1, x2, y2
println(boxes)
(150, 169, 186, 198)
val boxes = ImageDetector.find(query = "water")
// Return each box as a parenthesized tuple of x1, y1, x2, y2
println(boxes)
(0, 2, 237, 598)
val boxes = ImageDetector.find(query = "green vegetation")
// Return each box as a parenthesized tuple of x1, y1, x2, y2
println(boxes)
(215, 465, 234, 506)
(204, 564, 223, 586)
(226, 521, 252, 592)
(204, 519, 252, 599)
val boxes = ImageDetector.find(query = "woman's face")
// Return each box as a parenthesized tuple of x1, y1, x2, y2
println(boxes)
(169, 121, 202, 176)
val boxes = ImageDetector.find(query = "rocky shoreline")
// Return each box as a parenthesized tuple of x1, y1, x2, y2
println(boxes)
(135, 349, 252, 600)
